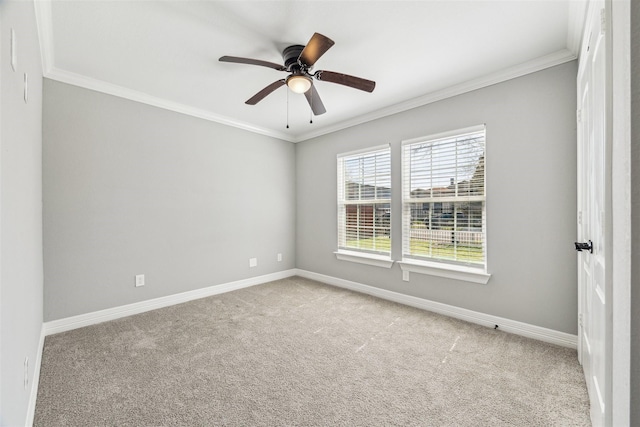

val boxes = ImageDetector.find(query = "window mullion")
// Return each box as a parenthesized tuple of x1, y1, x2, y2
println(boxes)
(455, 140, 459, 197)
(356, 205, 361, 248)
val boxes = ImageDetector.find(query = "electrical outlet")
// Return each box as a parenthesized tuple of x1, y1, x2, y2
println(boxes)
(402, 270, 410, 282)
(249, 258, 257, 268)
(135, 274, 145, 287)
(277, 253, 282, 262)
(24, 357, 29, 390)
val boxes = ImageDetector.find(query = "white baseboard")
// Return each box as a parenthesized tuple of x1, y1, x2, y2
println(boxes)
(25, 325, 45, 427)
(294, 269, 578, 349)
(43, 269, 297, 336)
(41, 267, 579, 350)
(31, 266, 576, 424)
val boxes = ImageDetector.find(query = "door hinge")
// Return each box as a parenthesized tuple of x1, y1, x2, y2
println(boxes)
(600, 8, 607, 34)
(578, 210, 582, 225)
(579, 313, 583, 328)
(576, 109, 582, 123)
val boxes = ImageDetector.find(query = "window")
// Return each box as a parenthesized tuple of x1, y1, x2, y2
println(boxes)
(401, 125, 486, 272)
(337, 145, 391, 263)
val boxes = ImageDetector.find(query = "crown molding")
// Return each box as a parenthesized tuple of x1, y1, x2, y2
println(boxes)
(34, 0, 295, 141)
(42, 50, 576, 144)
(293, 48, 577, 142)
(34, 0, 577, 144)
(44, 67, 296, 142)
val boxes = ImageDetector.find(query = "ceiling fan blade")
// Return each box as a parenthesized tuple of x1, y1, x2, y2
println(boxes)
(219, 56, 286, 71)
(304, 84, 327, 116)
(315, 70, 376, 93)
(298, 33, 335, 68)
(245, 79, 286, 105)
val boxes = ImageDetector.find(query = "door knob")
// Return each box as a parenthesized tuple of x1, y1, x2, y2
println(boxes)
(574, 240, 593, 253)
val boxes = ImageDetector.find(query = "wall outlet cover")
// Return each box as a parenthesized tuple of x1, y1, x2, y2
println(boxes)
(135, 274, 145, 287)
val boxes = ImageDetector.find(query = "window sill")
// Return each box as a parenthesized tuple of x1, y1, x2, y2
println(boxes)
(334, 250, 394, 268)
(398, 259, 490, 284)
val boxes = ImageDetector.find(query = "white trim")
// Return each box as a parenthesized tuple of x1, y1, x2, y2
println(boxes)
(400, 127, 487, 275)
(43, 270, 297, 336)
(294, 269, 577, 349)
(25, 325, 45, 427)
(31, 0, 576, 146)
(610, 0, 631, 424)
(398, 259, 491, 285)
(334, 250, 394, 268)
(294, 49, 576, 142)
(43, 67, 296, 143)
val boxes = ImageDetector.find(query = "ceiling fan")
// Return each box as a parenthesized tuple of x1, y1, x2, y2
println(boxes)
(219, 33, 376, 116)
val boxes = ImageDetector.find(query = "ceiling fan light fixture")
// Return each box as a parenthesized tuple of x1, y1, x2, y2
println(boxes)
(286, 75, 312, 94)
(221, 32, 374, 116)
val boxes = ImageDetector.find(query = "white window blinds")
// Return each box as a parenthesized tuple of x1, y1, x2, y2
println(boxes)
(337, 145, 391, 255)
(402, 126, 486, 267)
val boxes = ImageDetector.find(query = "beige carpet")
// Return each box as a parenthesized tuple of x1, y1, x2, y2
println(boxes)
(34, 276, 590, 426)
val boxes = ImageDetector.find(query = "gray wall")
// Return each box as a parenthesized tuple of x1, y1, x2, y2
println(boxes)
(43, 80, 296, 321)
(0, 1, 44, 425)
(296, 61, 578, 334)
(630, 0, 639, 423)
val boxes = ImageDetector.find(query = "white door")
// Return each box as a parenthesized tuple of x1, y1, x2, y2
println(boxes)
(576, 2, 611, 426)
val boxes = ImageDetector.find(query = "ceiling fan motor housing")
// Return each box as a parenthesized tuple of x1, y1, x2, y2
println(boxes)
(219, 33, 374, 116)
(282, 45, 306, 71)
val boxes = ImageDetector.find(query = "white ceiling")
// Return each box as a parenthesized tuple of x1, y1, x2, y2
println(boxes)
(35, 1, 586, 142)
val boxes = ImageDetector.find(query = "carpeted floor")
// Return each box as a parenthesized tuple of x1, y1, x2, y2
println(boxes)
(34, 276, 591, 426)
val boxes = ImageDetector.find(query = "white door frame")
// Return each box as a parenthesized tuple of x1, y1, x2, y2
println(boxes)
(610, 0, 631, 425)
(577, 0, 631, 425)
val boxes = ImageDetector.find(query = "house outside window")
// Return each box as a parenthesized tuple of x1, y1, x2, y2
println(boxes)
(401, 125, 486, 271)
(337, 145, 391, 258)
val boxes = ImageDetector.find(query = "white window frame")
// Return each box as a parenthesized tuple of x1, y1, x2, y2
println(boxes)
(399, 125, 490, 284)
(335, 145, 393, 268)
